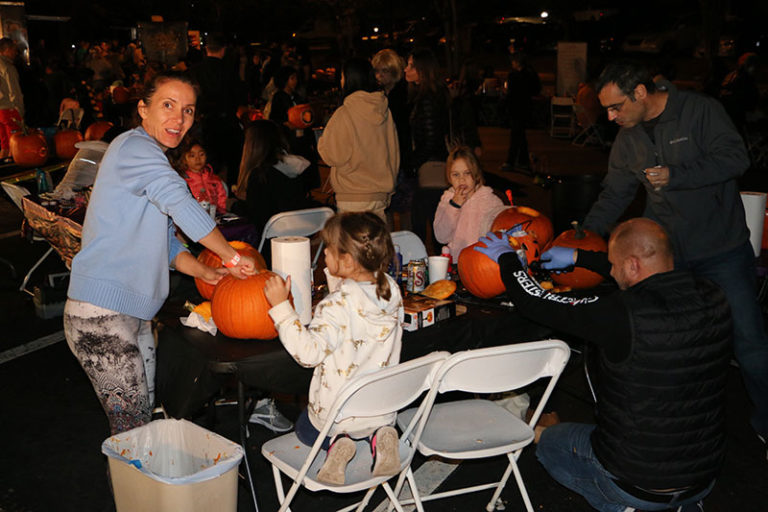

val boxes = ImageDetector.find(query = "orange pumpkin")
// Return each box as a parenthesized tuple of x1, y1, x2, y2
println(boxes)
(54, 129, 84, 160)
(195, 241, 266, 299)
(548, 221, 607, 290)
(491, 205, 554, 247)
(10, 131, 49, 168)
(211, 271, 280, 339)
(287, 104, 314, 129)
(84, 121, 113, 141)
(112, 86, 132, 105)
(458, 240, 506, 299)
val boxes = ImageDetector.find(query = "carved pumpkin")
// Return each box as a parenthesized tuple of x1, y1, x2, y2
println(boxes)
(287, 104, 314, 129)
(548, 221, 608, 290)
(491, 205, 553, 247)
(458, 231, 543, 299)
(211, 270, 280, 340)
(84, 121, 113, 141)
(54, 129, 84, 160)
(10, 131, 49, 168)
(195, 241, 266, 299)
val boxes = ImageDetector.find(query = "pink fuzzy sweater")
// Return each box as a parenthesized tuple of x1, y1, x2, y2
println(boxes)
(433, 185, 506, 263)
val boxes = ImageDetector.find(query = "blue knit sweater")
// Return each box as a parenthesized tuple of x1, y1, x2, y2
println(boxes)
(68, 127, 216, 320)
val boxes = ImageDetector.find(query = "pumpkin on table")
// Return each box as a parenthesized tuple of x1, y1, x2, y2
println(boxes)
(212, 270, 286, 340)
(84, 121, 113, 141)
(458, 231, 542, 299)
(54, 129, 84, 160)
(10, 130, 49, 168)
(195, 240, 266, 299)
(547, 221, 608, 290)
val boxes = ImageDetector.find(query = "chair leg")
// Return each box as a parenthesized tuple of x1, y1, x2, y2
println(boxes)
(238, 381, 260, 511)
(486, 453, 533, 512)
(20, 246, 54, 296)
(381, 481, 409, 512)
(354, 486, 379, 512)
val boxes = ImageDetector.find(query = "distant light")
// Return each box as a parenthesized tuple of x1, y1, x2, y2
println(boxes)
(71, 44, 75, 49)
(373, 27, 379, 33)
(540, 11, 549, 19)
(292, 33, 296, 38)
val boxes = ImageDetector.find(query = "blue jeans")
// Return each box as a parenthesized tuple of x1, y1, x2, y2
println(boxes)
(536, 423, 713, 512)
(682, 241, 768, 436)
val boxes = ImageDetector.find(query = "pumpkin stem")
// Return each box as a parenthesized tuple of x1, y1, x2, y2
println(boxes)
(571, 220, 586, 240)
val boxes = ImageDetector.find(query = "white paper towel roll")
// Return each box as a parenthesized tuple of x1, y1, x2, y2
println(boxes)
(271, 236, 313, 325)
(740, 191, 766, 257)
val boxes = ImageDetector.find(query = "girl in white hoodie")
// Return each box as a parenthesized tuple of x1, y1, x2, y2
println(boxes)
(264, 212, 403, 485)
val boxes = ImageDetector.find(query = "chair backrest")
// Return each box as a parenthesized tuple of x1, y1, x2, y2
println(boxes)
(257, 206, 335, 253)
(2, 182, 30, 211)
(435, 340, 570, 396)
(328, 351, 449, 426)
(391, 230, 427, 264)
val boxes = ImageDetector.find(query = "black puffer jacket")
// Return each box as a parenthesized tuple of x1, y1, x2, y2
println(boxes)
(409, 87, 449, 171)
(592, 270, 732, 490)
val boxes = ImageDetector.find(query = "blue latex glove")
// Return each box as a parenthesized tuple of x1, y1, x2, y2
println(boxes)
(540, 246, 577, 271)
(475, 231, 516, 264)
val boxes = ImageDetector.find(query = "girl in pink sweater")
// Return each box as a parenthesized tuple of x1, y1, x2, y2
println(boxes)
(433, 146, 506, 263)
(176, 139, 228, 214)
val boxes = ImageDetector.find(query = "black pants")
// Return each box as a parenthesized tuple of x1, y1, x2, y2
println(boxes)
(410, 187, 443, 252)
(506, 117, 530, 168)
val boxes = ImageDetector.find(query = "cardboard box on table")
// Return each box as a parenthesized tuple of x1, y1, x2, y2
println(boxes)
(402, 294, 456, 332)
(101, 419, 243, 512)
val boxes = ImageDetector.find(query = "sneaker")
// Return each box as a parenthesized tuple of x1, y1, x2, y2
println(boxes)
(248, 398, 293, 432)
(500, 162, 514, 172)
(317, 436, 356, 485)
(371, 426, 400, 477)
(758, 434, 767, 462)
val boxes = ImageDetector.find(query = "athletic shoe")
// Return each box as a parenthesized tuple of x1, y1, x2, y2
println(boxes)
(317, 436, 356, 485)
(371, 426, 400, 477)
(248, 398, 293, 432)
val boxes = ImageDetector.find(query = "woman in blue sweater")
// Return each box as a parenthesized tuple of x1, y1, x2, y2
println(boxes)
(64, 71, 258, 435)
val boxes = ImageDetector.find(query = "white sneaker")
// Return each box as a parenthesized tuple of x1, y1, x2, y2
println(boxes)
(248, 398, 293, 432)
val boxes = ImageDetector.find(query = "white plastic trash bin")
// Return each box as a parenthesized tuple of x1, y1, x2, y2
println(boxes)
(101, 419, 244, 512)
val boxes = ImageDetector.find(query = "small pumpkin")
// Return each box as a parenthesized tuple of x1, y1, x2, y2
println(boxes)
(195, 241, 266, 299)
(84, 121, 113, 141)
(10, 130, 49, 168)
(211, 270, 282, 340)
(491, 204, 554, 247)
(548, 221, 608, 290)
(287, 104, 314, 129)
(422, 279, 457, 300)
(111, 86, 132, 105)
(53, 129, 84, 160)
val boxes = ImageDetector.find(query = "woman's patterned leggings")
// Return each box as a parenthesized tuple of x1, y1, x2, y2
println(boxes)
(63, 299, 155, 435)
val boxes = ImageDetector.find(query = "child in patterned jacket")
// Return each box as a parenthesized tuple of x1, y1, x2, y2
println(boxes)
(264, 211, 403, 485)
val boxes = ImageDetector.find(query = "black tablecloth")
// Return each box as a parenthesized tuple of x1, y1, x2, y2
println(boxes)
(155, 295, 552, 418)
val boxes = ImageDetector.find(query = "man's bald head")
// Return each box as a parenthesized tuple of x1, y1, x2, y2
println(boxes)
(608, 218, 674, 289)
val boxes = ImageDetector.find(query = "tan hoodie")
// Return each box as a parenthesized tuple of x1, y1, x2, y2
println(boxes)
(318, 90, 400, 202)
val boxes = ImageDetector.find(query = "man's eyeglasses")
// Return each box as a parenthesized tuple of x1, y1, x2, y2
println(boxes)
(605, 97, 628, 114)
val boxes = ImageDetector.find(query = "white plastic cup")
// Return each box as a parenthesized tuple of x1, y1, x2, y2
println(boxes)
(427, 256, 450, 284)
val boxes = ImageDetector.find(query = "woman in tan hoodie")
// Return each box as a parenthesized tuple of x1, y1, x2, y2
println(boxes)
(318, 58, 400, 220)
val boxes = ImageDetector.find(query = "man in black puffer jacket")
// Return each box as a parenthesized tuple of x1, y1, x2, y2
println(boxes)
(476, 218, 731, 512)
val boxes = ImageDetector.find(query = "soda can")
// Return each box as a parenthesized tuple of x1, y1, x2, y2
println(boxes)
(407, 260, 427, 293)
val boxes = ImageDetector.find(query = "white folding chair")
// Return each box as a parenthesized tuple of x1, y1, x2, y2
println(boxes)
(257, 206, 335, 269)
(393, 340, 570, 512)
(390, 230, 427, 265)
(572, 104, 608, 148)
(261, 351, 449, 512)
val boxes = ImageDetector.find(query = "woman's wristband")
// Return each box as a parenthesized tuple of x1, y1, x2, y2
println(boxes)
(223, 252, 241, 268)
(449, 199, 462, 209)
